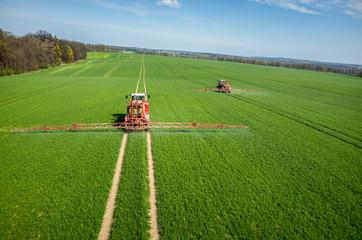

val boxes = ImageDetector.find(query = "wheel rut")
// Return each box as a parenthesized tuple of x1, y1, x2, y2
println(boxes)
(147, 131, 159, 240)
(98, 133, 128, 240)
(228, 94, 362, 149)
(99, 55, 159, 239)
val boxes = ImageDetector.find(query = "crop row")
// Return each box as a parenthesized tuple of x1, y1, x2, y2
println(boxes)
(0, 53, 146, 239)
(110, 131, 150, 239)
(145, 54, 361, 238)
(157, 56, 362, 142)
(1, 52, 361, 239)
(0, 131, 123, 239)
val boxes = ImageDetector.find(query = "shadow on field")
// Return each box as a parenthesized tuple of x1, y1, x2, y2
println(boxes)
(112, 113, 129, 133)
(112, 113, 126, 123)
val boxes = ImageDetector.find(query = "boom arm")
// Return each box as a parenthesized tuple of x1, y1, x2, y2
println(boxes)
(12, 121, 248, 131)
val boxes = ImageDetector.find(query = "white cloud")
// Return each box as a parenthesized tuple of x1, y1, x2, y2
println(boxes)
(299, 0, 317, 4)
(345, 0, 362, 16)
(249, 0, 320, 14)
(156, 0, 182, 8)
(0, 9, 187, 39)
(280, 2, 321, 14)
(249, 0, 362, 17)
(92, 0, 148, 16)
(345, 9, 357, 15)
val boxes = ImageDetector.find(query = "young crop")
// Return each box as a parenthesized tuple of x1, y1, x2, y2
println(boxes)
(110, 131, 150, 240)
(1, 52, 361, 239)
(0, 53, 144, 239)
(0, 131, 123, 239)
(146, 54, 361, 238)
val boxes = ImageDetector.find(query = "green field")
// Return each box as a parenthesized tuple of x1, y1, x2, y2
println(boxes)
(1, 52, 361, 239)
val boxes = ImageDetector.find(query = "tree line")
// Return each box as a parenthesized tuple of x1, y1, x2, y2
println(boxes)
(92, 45, 361, 78)
(85, 44, 123, 53)
(2, 29, 360, 77)
(0, 29, 87, 76)
(150, 51, 362, 78)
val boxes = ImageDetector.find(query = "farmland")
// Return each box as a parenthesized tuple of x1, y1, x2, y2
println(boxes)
(110, 131, 150, 240)
(1, 52, 361, 239)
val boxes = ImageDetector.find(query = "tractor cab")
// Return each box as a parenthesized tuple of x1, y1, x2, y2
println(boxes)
(218, 79, 226, 85)
(216, 79, 231, 93)
(129, 93, 147, 101)
(217, 80, 226, 89)
(125, 93, 150, 127)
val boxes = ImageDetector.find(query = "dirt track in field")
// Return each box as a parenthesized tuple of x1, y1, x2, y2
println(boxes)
(135, 56, 144, 93)
(49, 66, 71, 74)
(99, 56, 158, 239)
(143, 56, 158, 239)
(104, 64, 120, 78)
(147, 131, 159, 240)
(98, 133, 128, 240)
(70, 66, 91, 76)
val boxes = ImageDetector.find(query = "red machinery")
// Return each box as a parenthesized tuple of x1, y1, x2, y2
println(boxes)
(216, 80, 231, 93)
(12, 92, 249, 131)
(12, 121, 248, 131)
(125, 93, 150, 128)
(185, 80, 267, 93)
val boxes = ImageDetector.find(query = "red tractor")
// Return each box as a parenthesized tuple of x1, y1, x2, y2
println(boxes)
(12, 89, 249, 132)
(216, 79, 231, 93)
(125, 93, 150, 128)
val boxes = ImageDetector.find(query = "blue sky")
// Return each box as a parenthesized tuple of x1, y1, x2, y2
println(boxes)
(0, 0, 361, 64)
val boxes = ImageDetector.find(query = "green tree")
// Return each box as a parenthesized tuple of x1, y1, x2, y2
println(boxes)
(55, 43, 62, 64)
(0, 29, 12, 71)
(0, 40, 10, 70)
(60, 43, 74, 63)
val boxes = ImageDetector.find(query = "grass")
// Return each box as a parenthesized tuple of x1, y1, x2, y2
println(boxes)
(1, 52, 361, 238)
(0, 131, 122, 239)
(0, 52, 139, 239)
(145, 55, 361, 238)
(110, 131, 150, 240)
(0, 53, 138, 129)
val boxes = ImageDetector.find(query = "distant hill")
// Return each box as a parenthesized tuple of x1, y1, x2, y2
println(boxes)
(250, 56, 361, 69)
(113, 46, 362, 69)
(85, 44, 362, 77)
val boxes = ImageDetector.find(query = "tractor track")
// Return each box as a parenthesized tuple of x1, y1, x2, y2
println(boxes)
(99, 55, 159, 239)
(162, 60, 361, 148)
(227, 94, 362, 149)
(1, 56, 130, 107)
(182, 62, 275, 93)
(0, 80, 87, 108)
(49, 66, 72, 75)
(70, 66, 91, 76)
(135, 56, 145, 93)
(160, 61, 208, 88)
(182, 60, 360, 113)
(185, 60, 360, 98)
(104, 64, 120, 78)
(143, 56, 159, 239)
(143, 58, 147, 94)
(0, 82, 28, 89)
(104, 55, 133, 78)
(147, 131, 159, 240)
(138, 56, 159, 239)
(99, 133, 128, 240)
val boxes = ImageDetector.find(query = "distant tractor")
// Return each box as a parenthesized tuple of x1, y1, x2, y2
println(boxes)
(125, 93, 150, 128)
(216, 79, 231, 93)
